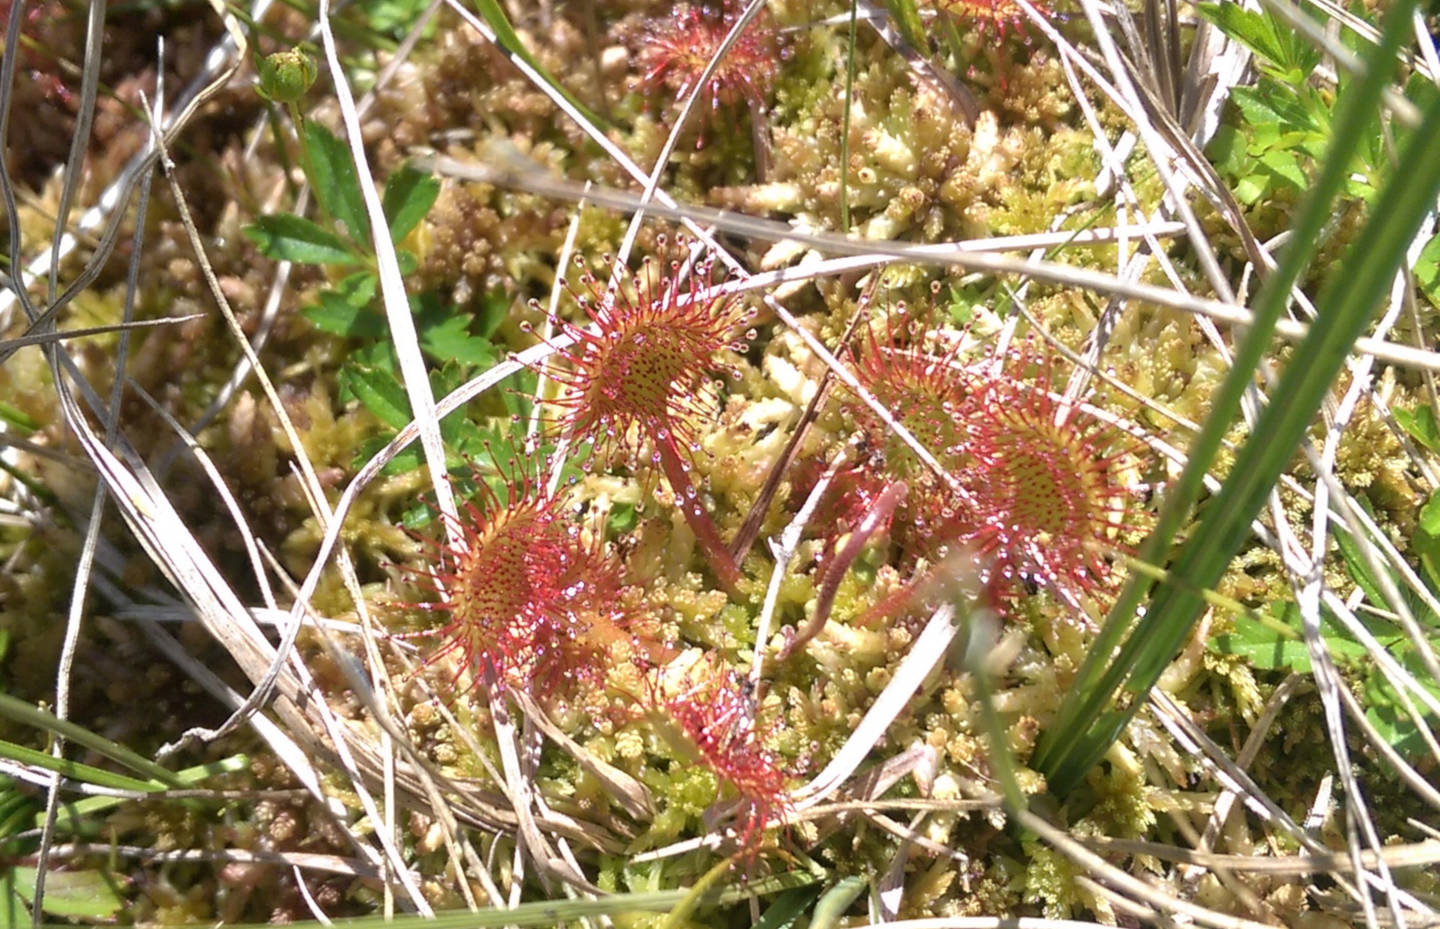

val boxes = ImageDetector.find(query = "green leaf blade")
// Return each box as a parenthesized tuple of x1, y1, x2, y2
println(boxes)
(302, 121, 371, 248)
(10, 867, 124, 919)
(341, 364, 414, 430)
(382, 166, 441, 243)
(243, 214, 361, 266)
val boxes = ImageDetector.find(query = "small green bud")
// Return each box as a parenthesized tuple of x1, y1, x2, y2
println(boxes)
(256, 48, 316, 105)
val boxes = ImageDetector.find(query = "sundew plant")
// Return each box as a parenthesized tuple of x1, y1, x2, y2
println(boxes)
(2, 0, 1440, 925)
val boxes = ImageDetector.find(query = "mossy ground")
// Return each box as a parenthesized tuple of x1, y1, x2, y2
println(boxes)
(2, 0, 1438, 923)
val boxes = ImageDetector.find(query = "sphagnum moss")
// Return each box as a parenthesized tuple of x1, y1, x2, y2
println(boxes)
(10, 0, 1437, 922)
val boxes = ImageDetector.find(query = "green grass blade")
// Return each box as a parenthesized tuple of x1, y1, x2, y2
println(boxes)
(752, 885, 824, 929)
(36, 756, 250, 834)
(881, 0, 928, 51)
(0, 694, 182, 787)
(132, 870, 818, 929)
(470, 0, 607, 129)
(1049, 94, 1440, 793)
(964, 614, 1026, 813)
(1034, 0, 1428, 792)
(0, 740, 163, 794)
(809, 876, 868, 929)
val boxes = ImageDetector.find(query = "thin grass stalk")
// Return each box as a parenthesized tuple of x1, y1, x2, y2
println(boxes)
(315, 3, 459, 555)
(1, 0, 37, 325)
(198, 870, 815, 929)
(469, 0, 604, 127)
(45, 0, 106, 303)
(36, 54, 154, 921)
(963, 613, 1026, 815)
(1035, 0, 1440, 793)
(839, 0, 858, 231)
(416, 150, 1440, 372)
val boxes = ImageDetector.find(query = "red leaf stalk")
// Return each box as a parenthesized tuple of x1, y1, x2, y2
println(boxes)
(529, 237, 754, 591)
(781, 479, 907, 659)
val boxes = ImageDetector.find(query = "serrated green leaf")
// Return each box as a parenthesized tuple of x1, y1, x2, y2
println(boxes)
(10, 867, 124, 919)
(1258, 148, 1307, 191)
(1331, 518, 1393, 611)
(1207, 124, 1246, 176)
(1248, 122, 1282, 152)
(302, 121, 370, 247)
(354, 432, 424, 476)
(337, 271, 379, 306)
(1234, 174, 1269, 205)
(304, 291, 387, 338)
(1412, 525, 1440, 594)
(1420, 488, 1440, 535)
(243, 214, 361, 265)
(1415, 233, 1440, 300)
(351, 338, 399, 375)
(1209, 603, 1369, 671)
(421, 315, 497, 367)
(383, 167, 440, 243)
(1258, 84, 1317, 132)
(341, 364, 412, 429)
(1230, 87, 1284, 128)
(475, 290, 511, 338)
(1197, 2, 1317, 75)
(1274, 129, 1321, 152)
(1198, 3, 1285, 68)
(414, 295, 498, 367)
(1361, 646, 1440, 759)
(439, 416, 484, 451)
(402, 498, 440, 528)
(1298, 134, 1331, 161)
(428, 365, 487, 449)
(358, 0, 431, 36)
(1365, 703, 1428, 758)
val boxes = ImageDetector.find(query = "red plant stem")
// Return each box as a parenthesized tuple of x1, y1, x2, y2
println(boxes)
(782, 480, 907, 659)
(857, 544, 990, 630)
(654, 430, 744, 593)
